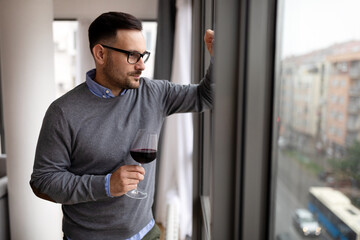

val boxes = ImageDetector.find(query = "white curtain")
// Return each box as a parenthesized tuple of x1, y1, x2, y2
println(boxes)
(155, 0, 193, 239)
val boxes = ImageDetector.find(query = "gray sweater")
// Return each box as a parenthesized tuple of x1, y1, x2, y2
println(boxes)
(30, 64, 213, 239)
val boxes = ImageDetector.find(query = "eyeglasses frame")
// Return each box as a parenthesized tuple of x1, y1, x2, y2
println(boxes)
(100, 44, 150, 64)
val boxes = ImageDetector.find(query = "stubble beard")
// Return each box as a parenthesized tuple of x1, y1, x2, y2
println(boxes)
(126, 70, 142, 89)
(104, 59, 142, 90)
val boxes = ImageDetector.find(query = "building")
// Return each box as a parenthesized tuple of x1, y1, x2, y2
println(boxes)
(326, 43, 360, 156)
(279, 41, 360, 156)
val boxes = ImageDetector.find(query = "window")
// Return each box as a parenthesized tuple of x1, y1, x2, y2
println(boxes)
(53, 20, 78, 97)
(141, 21, 157, 79)
(273, 1, 360, 239)
(192, 0, 360, 238)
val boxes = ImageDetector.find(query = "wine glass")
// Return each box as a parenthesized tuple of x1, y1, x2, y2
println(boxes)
(125, 129, 158, 199)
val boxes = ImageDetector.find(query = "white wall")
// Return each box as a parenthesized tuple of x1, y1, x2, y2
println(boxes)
(53, 0, 158, 20)
(0, 1, 62, 239)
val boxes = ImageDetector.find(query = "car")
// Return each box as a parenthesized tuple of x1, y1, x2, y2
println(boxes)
(292, 208, 322, 237)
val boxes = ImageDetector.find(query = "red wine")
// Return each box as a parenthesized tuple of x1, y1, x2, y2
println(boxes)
(130, 149, 157, 164)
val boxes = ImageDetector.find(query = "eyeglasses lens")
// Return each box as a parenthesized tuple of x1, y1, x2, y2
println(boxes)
(128, 53, 140, 64)
(128, 52, 150, 64)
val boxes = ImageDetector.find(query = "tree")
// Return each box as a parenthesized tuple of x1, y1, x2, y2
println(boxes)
(329, 141, 360, 185)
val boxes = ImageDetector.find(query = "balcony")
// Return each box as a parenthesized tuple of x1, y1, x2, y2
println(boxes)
(349, 67, 360, 79)
(349, 89, 360, 97)
(347, 122, 360, 131)
(348, 104, 360, 113)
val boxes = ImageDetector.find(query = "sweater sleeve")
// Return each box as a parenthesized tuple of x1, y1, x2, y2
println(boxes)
(30, 104, 108, 205)
(148, 61, 213, 116)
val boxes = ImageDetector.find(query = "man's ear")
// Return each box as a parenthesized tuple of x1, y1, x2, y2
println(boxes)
(92, 44, 106, 65)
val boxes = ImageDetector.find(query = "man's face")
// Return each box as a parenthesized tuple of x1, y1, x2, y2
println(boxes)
(103, 29, 146, 91)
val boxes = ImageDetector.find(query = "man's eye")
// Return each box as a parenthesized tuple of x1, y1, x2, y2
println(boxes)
(129, 52, 139, 57)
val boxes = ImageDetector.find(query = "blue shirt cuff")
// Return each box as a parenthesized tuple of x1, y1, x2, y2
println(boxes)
(105, 173, 113, 197)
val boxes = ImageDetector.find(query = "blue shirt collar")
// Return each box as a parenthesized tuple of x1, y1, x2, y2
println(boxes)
(85, 69, 127, 98)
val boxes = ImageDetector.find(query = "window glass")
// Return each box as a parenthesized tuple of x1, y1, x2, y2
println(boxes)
(274, 0, 360, 239)
(53, 20, 78, 97)
(141, 21, 157, 79)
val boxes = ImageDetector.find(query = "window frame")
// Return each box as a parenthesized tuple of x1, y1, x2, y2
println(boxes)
(0, 50, 5, 154)
(209, 0, 278, 239)
(192, 0, 215, 239)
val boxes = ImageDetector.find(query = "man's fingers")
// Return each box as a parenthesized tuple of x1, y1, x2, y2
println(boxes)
(126, 171, 144, 181)
(123, 178, 140, 186)
(123, 183, 139, 193)
(204, 30, 214, 42)
(124, 165, 145, 175)
(110, 165, 146, 196)
(204, 29, 215, 56)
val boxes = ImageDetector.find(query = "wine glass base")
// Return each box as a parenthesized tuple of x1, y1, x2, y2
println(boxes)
(125, 189, 147, 199)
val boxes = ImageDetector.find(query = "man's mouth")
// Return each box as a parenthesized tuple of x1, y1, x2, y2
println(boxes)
(129, 71, 142, 80)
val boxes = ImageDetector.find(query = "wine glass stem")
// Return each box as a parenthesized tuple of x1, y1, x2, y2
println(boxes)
(136, 163, 142, 191)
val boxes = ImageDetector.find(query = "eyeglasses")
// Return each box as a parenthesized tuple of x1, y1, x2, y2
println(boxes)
(101, 44, 150, 64)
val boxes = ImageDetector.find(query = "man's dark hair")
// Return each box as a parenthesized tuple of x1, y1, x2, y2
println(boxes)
(88, 12, 143, 54)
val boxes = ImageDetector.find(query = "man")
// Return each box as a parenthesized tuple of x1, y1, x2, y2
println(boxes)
(30, 11, 214, 240)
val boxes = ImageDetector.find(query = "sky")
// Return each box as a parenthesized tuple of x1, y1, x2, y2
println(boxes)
(281, 0, 360, 58)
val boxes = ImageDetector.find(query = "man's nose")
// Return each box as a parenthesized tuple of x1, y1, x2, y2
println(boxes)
(135, 58, 146, 70)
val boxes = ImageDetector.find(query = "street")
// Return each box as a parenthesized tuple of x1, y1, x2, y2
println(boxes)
(274, 150, 332, 240)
